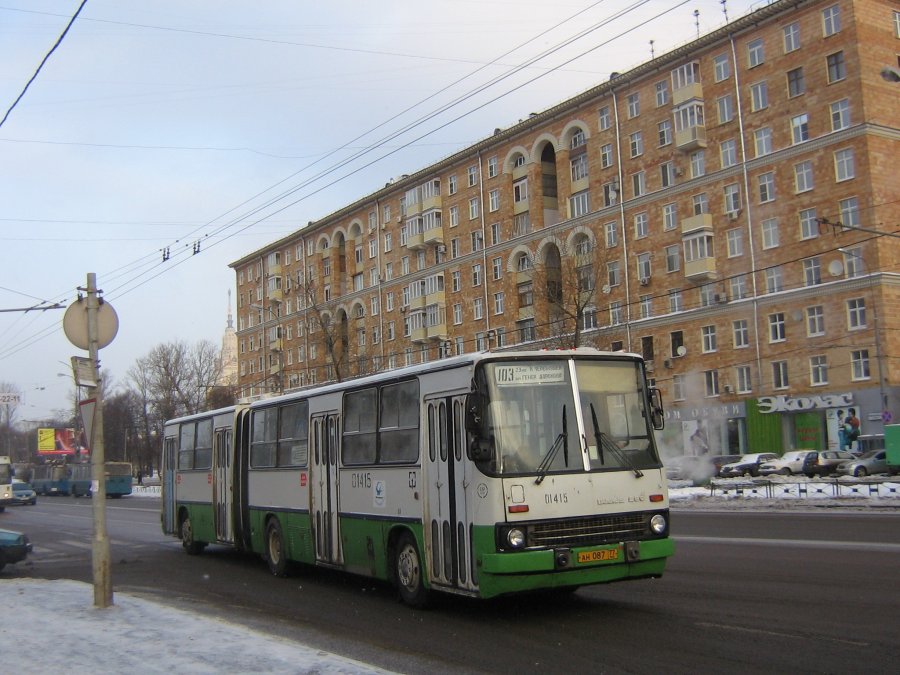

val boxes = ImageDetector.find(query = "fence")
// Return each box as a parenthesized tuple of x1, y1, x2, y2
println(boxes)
(709, 477, 900, 499)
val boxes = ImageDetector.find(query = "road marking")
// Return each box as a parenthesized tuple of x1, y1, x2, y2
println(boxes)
(675, 535, 900, 553)
(695, 622, 869, 647)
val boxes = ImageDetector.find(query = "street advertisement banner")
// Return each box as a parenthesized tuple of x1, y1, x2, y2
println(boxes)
(37, 427, 89, 456)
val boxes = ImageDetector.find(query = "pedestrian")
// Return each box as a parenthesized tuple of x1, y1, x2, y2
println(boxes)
(845, 408, 861, 448)
(137, 470, 143, 486)
(836, 409, 848, 450)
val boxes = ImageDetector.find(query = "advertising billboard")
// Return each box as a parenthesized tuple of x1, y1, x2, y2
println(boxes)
(37, 428, 89, 456)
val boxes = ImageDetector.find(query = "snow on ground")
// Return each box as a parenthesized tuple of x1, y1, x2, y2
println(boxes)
(1, 578, 393, 674)
(4, 480, 896, 672)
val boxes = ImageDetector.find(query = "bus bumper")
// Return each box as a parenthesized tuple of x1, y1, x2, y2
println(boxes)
(477, 538, 674, 598)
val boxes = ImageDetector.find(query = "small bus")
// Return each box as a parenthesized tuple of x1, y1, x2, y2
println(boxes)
(162, 349, 673, 606)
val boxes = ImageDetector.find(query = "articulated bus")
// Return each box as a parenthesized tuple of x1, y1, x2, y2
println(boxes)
(161, 349, 673, 605)
(33, 461, 133, 497)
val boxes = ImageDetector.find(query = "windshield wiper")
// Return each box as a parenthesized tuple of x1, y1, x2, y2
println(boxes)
(535, 406, 567, 485)
(590, 403, 643, 478)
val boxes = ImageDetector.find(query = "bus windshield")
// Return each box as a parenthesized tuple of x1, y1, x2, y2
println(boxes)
(479, 358, 660, 476)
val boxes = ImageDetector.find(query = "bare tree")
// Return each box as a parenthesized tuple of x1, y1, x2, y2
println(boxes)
(528, 233, 608, 348)
(295, 276, 349, 382)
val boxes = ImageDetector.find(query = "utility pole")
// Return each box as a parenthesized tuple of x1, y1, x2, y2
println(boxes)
(63, 273, 119, 608)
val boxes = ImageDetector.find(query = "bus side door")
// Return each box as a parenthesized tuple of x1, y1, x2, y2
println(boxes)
(213, 427, 232, 544)
(311, 413, 342, 565)
(425, 395, 477, 593)
(162, 436, 177, 535)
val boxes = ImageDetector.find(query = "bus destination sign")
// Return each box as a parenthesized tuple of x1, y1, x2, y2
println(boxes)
(495, 363, 565, 386)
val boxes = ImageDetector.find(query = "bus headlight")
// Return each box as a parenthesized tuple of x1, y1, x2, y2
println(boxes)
(506, 527, 526, 549)
(649, 514, 667, 535)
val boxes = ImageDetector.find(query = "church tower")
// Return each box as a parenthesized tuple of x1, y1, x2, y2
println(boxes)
(219, 290, 238, 386)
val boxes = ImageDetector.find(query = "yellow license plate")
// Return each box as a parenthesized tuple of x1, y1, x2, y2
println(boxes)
(577, 548, 620, 564)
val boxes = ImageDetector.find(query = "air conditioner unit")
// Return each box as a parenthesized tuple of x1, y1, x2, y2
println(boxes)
(436, 245, 446, 253)
(715, 292, 728, 304)
(675, 167, 684, 177)
(645, 360, 655, 372)
(664, 359, 673, 369)
(728, 211, 740, 221)
(723, 384, 733, 393)
(639, 277, 650, 286)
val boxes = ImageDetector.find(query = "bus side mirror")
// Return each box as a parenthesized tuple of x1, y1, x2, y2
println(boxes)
(649, 388, 664, 430)
(464, 392, 482, 436)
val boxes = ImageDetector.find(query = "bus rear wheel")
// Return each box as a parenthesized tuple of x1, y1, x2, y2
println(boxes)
(394, 532, 429, 608)
(265, 519, 288, 577)
(180, 514, 205, 555)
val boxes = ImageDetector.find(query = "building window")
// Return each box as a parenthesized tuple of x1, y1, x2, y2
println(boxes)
(492, 256, 502, 280)
(765, 266, 783, 293)
(629, 131, 643, 157)
(627, 92, 640, 118)
(831, 98, 850, 131)
(450, 238, 460, 259)
(634, 212, 649, 238)
(822, 4, 841, 36)
(488, 189, 500, 212)
(851, 350, 871, 381)
(473, 298, 483, 320)
(600, 143, 613, 168)
(518, 281, 533, 308)
(468, 198, 479, 220)
(663, 203, 677, 231)
(761, 218, 780, 249)
(704, 370, 720, 397)
(660, 162, 675, 188)
(631, 172, 645, 198)
(783, 21, 801, 52)
(794, 160, 814, 192)
(493, 292, 504, 315)
(754, 127, 773, 157)
(839, 196, 860, 229)
(453, 303, 462, 325)
(723, 183, 741, 214)
(513, 212, 531, 236)
(787, 67, 805, 97)
(655, 79, 669, 106)
(665, 244, 680, 272)
(731, 274, 748, 300)
(758, 172, 776, 203)
(490, 222, 501, 246)
(487, 155, 498, 178)
(637, 252, 651, 280)
(810, 355, 828, 386)
(513, 177, 528, 204)
(692, 192, 708, 215)
(467, 165, 478, 187)
(848, 298, 866, 329)
(658, 119, 672, 147)
(604, 221, 618, 247)
(803, 257, 822, 286)
(472, 264, 482, 287)
(451, 270, 461, 292)
(773, 361, 789, 389)
(769, 312, 786, 342)
(598, 105, 611, 130)
(834, 148, 855, 181)
(717, 94, 734, 123)
(791, 113, 809, 144)
(726, 228, 743, 257)
(517, 319, 535, 343)
(714, 53, 730, 82)
(733, 319, 749, 348)
(747, 38, 765, 68)
(799, 208, 818, 239)
(668, 289, 683, 313)
(807, 305, 825, 336)
(690, 150, 705, 178)
(702, 325, 717, 353)
(750, 82, 768, 111)
(827, 51, 846, 83)
(720, 139, 737, 168)
(570, 190, 590, 218)
(448, 175, 457, 195)
(570, 153, 589, 182)
(607, 260, 621, 287)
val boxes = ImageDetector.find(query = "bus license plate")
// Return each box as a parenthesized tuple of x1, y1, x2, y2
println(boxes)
(577, 548, 619, 564)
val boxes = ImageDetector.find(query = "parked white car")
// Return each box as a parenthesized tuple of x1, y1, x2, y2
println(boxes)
(758, 451, 818, 476)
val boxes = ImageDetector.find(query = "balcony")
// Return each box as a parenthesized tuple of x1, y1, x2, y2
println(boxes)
(422, 222, 444, 246)
(422, 193, 441, 212)
(672, 81, 704, 107)
(411, 326, 428, 343)
(518, 305, 535, 321)
(268, 288, 283, 303)
(684, 257, 717, 281)
(675, 125, 707, 151)
(268, 261, 282, 277)
(681, 213, 713, 234)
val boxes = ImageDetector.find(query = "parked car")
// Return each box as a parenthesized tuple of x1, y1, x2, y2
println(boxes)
(806, 450, 857, 477)
(719, 453, 778, 478)
(835, 450, 889, 477)
(0, 528, 32, 572)
(758, 451, 819, 476)
(710, 455, 742, 475)
(10, 481, 37, 506)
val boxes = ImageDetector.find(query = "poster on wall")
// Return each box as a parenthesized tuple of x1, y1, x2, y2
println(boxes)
(826, 407, 863, 452)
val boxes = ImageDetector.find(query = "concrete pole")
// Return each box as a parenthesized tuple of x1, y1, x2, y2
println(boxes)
(86, 273, 112, 608)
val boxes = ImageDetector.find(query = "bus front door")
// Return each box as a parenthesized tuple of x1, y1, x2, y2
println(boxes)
(213, 427, 232, 544)
(425, 395, 477, 593)
(311, 413, 342, 565)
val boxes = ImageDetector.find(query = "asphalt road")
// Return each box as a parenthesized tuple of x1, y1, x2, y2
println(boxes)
(3, 497, 899, 673)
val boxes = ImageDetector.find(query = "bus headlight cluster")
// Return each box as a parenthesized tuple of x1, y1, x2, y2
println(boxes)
(498, 525, 527, 550)
(649, 514, 667, 535)
(506, 527, 526, 549)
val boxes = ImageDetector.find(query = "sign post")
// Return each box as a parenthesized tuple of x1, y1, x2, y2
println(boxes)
(63, 273, 118, 609)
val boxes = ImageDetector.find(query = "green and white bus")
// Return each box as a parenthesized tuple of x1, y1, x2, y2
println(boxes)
(161, 349, 673, 606)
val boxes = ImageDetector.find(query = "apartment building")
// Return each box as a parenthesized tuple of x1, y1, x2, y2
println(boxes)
(231, 0, 900, 457)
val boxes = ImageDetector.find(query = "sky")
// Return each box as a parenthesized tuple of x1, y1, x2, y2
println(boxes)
(3, 480, 898, 674)
(0, 0, 769, 421)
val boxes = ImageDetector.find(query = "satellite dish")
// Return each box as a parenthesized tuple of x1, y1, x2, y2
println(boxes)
(601, 284, 611, 294)
(676, 345, 687, 357)
(828, 260, 843, 277)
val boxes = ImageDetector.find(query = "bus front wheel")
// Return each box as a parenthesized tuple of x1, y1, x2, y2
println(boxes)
(394, 532, 429, 608)
(180, 515, 205, 555)
(264, 519, 288, 577)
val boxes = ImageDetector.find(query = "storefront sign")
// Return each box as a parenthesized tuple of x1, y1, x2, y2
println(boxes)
(757, 393, 853, 414)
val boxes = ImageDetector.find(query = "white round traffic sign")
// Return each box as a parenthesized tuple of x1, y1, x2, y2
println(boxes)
(63, 299, 119, 350)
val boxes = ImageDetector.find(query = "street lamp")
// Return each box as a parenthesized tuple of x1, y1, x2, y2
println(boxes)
(839, 247, 888, 422)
